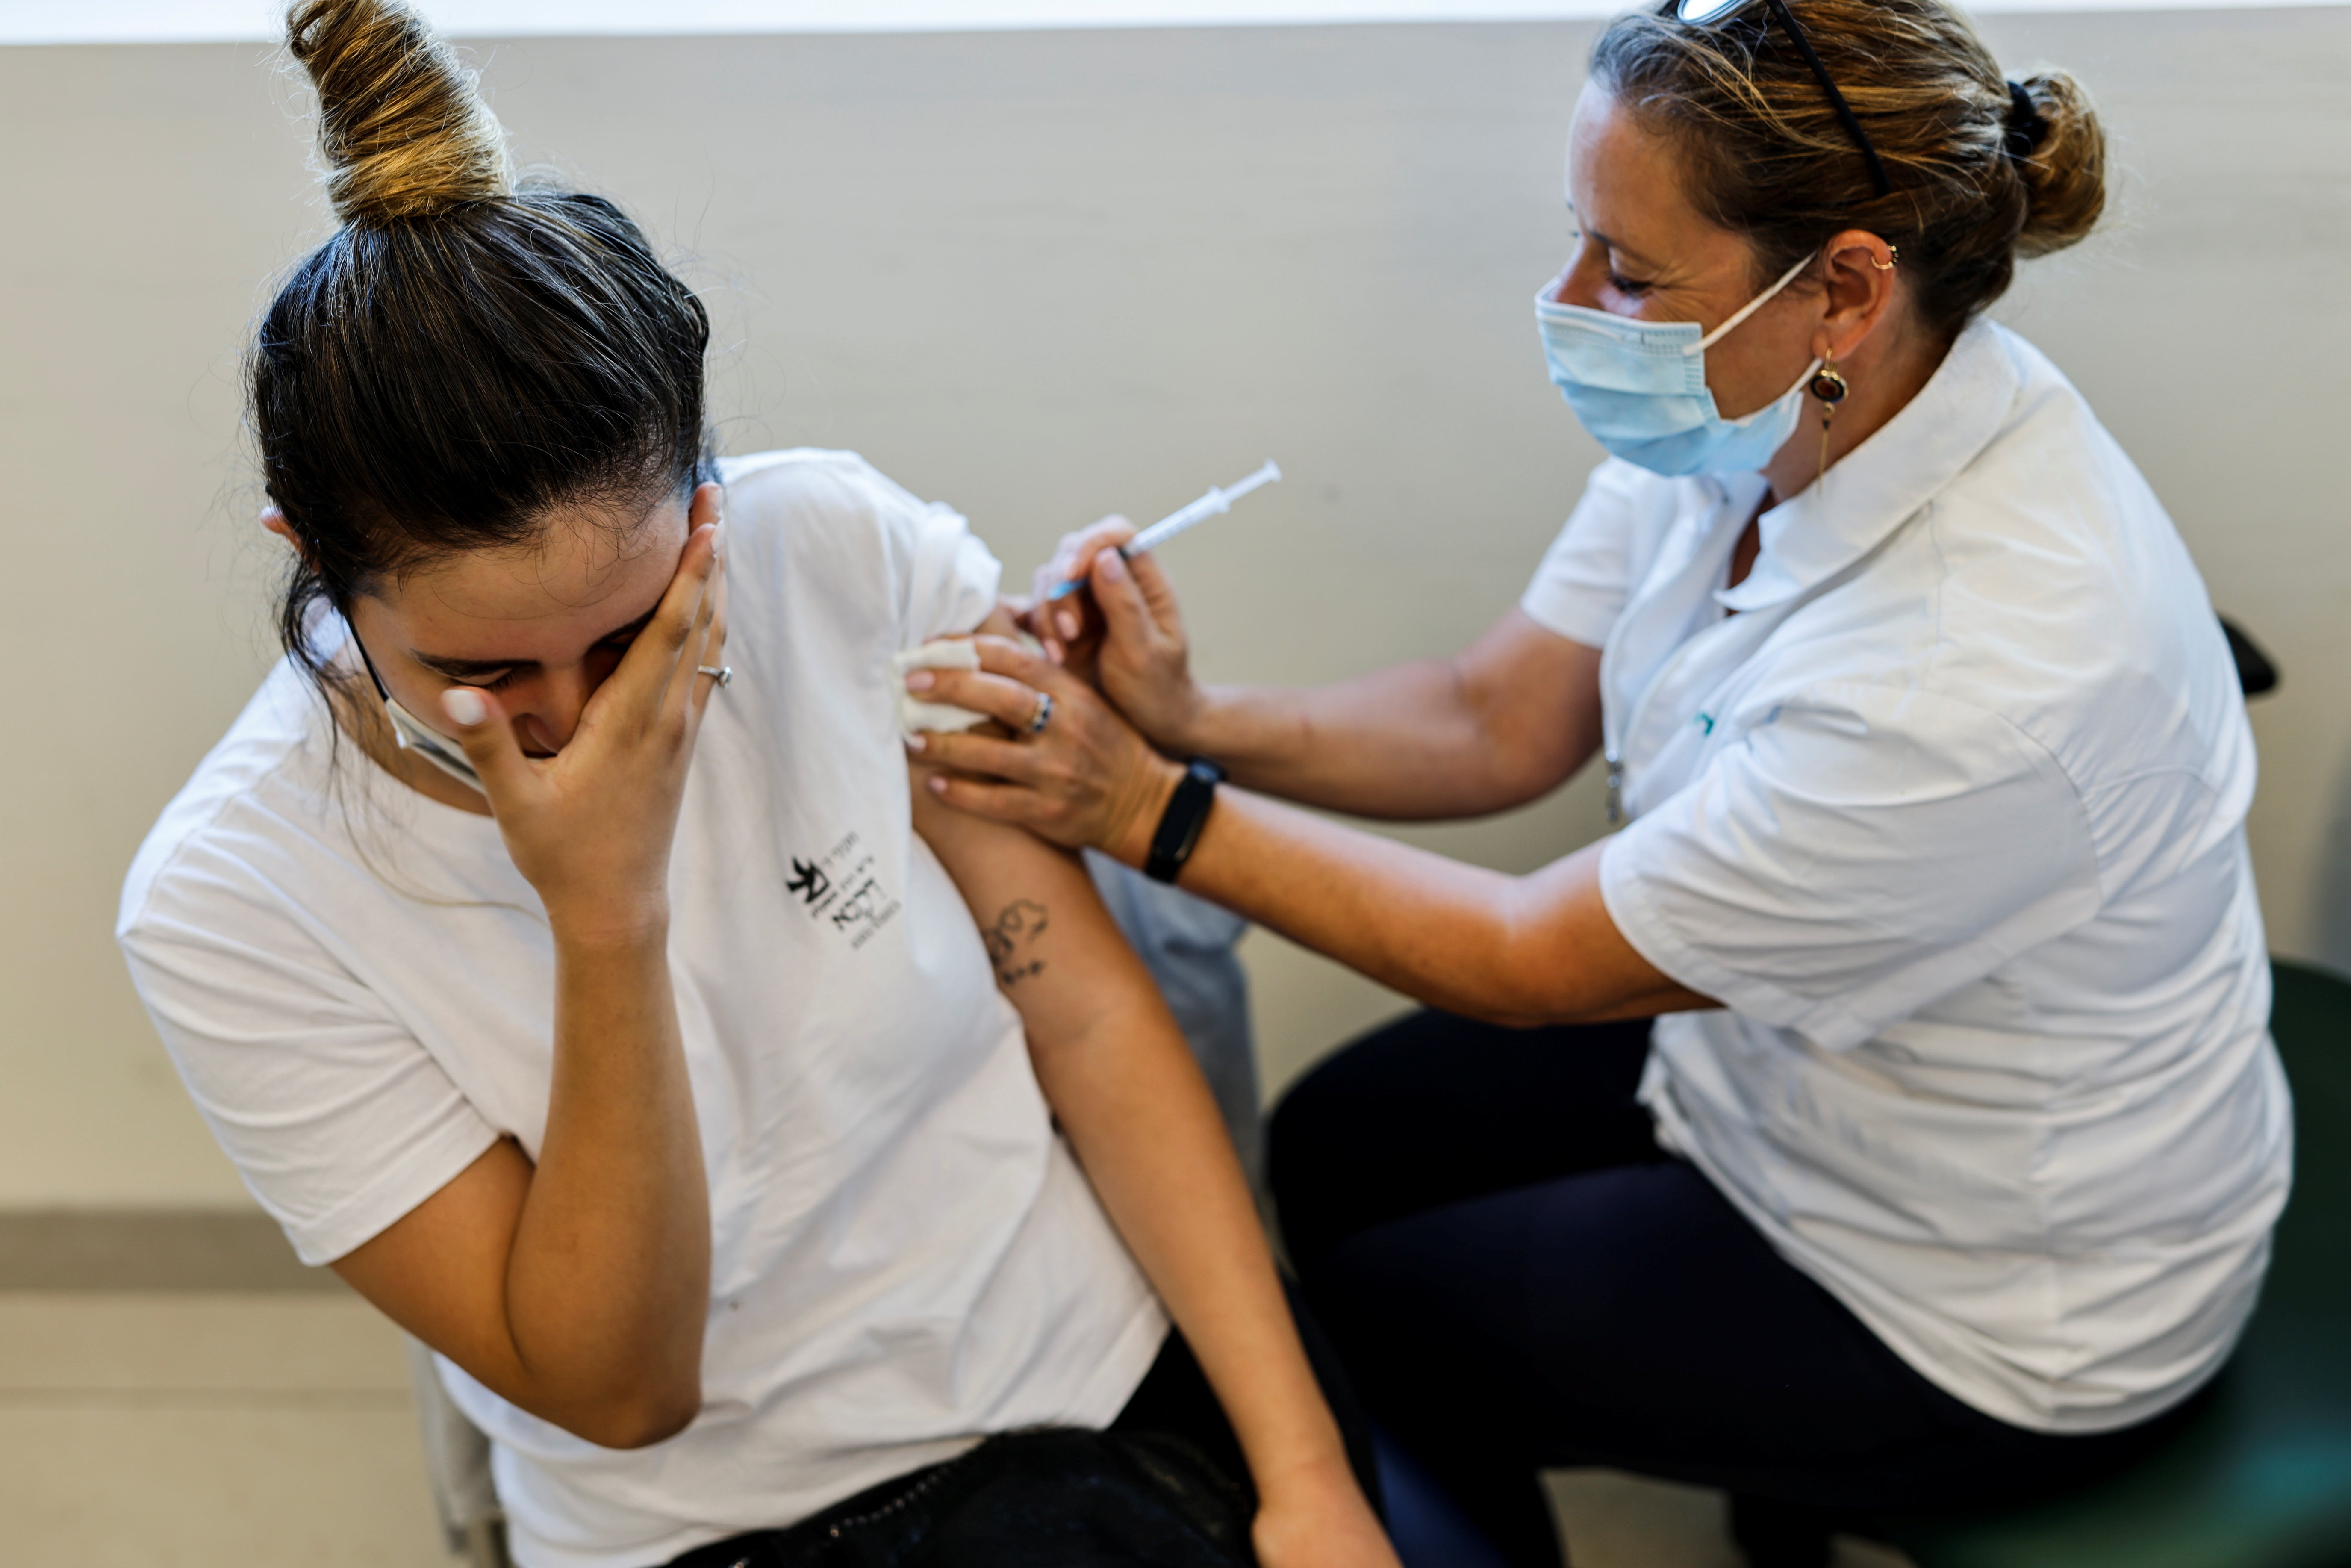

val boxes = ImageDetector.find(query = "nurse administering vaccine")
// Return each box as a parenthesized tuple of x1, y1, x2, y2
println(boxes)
(907, 1, 2291, 1564)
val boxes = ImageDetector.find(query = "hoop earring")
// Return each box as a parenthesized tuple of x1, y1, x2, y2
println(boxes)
(1870, 244, 1899, 272)
(1808, 360, 1849, 488)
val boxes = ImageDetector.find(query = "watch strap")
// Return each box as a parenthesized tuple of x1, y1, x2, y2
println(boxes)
(1144, 758, 1225, 884)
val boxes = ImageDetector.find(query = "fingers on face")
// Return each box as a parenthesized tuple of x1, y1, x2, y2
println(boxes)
(689, 481, 725, 529)
(654, 522, 725, 722)
(441, 687, 530, 793)
(688, 563, 730, 725)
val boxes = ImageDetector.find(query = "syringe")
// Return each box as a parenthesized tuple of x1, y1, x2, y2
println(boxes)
(1047, 460, 1281, 600)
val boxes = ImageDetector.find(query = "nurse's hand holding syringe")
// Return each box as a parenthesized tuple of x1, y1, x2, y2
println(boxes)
(1020, 461, 1278, 739)
(944, 446, 1601, 826)
(1044, 460, 1280, 604)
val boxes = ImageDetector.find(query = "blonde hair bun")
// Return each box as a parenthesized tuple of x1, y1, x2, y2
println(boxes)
(2011, 69, 2106, 258)
(287, 0, 512, 224)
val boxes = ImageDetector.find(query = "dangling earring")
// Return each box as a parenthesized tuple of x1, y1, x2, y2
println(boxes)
(1807, 360, 1849, 489)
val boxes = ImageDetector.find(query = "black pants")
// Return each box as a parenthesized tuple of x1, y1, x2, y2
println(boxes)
(1269, 1011, 2204, 1567)
(669, 1287, 1379, 1567)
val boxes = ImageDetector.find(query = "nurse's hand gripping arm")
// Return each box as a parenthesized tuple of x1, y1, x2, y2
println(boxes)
(1026, 520, 1603, 821)
(910, 681, 1399, 1568)
(330, 507, 728, 1450)
(915, 637, 1710, 1027)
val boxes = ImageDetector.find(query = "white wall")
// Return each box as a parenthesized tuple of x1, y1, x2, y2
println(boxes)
(2, 0, 2333, 42)
(3, 9, 2346, 1210)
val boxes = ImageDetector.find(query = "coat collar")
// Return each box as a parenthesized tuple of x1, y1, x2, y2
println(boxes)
(1715, 317, 2020, 614)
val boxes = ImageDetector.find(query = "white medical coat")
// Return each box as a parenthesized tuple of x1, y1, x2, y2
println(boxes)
(1520, 318, 2291, 1433)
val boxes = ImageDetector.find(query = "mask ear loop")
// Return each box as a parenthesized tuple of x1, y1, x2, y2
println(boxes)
(1685, 250, 1821, 356)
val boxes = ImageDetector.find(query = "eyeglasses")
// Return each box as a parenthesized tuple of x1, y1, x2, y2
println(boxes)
(1673, 0, 1894, 199)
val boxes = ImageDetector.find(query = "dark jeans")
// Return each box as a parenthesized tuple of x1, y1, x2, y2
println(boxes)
(667, 1286, 1379, 1567)
(1269, 1010, 2204, 1567)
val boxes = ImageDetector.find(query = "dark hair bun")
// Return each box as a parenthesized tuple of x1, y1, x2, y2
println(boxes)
(287, 0, 510, 224)
(2012, 69, 2106, 258)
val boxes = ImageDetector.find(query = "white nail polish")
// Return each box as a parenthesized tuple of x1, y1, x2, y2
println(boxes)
(442, 689, 487, 727)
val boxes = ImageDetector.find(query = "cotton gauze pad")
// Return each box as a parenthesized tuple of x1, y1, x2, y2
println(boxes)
(891, 639, 990, 739)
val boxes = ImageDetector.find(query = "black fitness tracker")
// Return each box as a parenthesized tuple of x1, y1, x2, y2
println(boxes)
(1145, 757, 1225, 884)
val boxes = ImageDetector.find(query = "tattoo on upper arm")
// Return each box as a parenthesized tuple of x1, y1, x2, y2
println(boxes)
(983, 899, 1049, 987)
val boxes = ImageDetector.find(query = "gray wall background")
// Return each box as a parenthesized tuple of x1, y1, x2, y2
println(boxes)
(2, 9, 2346, 1209)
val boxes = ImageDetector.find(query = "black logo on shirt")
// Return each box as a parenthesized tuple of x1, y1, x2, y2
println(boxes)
(791, 831, 901, 949)
(787, 858, 831, 905)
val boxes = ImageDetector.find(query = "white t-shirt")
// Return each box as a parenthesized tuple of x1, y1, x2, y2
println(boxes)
(1520, 320, 2291, 1435)
(118, 451, 1167, 1568)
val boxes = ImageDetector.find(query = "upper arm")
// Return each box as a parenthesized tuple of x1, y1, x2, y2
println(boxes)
(120, 866, 502, 1268)
(1451, 610, 1605, 801)
(860, 459, 1002, 645)
(119, 864, 536, 1399)
(1489, 839, 1715, 1024)
(1465, 457, 1650, 800)
(330, 1141, 538, 1388)
(911, 760, 1170, 1060)
(333, 1137, 698, 1447)
(906, 600, 1175, 1061)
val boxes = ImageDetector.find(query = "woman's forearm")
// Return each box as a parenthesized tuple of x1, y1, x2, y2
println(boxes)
(1111, 776, 1705, 1027)
(335, 918, 714, 1450)
(1034, 988, 1356, 1496)
(328, 516, 725, 1449)
(1171, 614, 1603, 821)
(910, 784, 1362, 1501)
(504, 920, 711, 1443)
(1049, 533, 1596, 821)
(1181, 661, 1528, 819)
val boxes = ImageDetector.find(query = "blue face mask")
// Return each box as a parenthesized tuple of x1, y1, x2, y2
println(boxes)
(1535, 252, 1818, 477)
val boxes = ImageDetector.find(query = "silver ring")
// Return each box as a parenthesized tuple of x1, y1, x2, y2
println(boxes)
(1026, 690, 1055, 735)
(698, 665, 733, 688)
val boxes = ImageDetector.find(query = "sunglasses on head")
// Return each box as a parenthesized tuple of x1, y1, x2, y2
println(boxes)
(1673, 0, 1894, 199)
